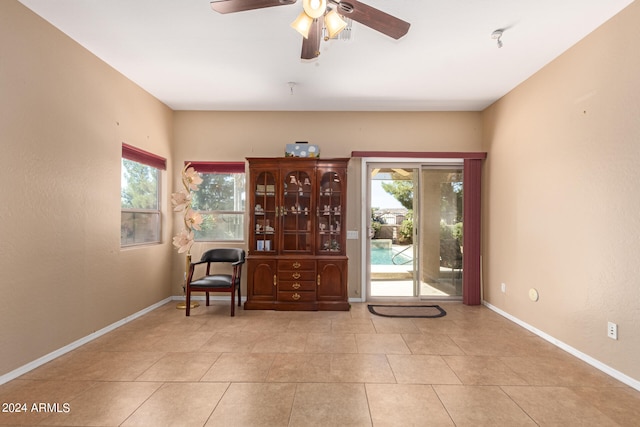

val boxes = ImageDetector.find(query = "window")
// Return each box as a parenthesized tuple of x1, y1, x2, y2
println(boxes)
(121, 144, 166, 247)
(189, 162, 245, 241)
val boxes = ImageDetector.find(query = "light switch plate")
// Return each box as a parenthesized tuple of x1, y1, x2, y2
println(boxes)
(347, 230, 358, 239)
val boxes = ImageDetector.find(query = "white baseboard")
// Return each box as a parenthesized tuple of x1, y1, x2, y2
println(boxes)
(483, 300, 640, 392)
(0, 297, 173, 386)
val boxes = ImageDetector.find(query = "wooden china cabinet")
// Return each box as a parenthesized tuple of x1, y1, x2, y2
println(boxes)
(245, 157, 349, 311)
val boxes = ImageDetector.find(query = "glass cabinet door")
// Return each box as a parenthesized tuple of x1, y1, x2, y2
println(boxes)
(253, 171, 277, 253)
(317, 170, 344, 254)
(281, 170, 313, 253)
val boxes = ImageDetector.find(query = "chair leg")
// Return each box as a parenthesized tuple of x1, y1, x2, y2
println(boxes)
(230, 287, 235, 317)
(237, 284, 241, 307)
(186, 290, 190, 317)
(206, 292, 210, 306)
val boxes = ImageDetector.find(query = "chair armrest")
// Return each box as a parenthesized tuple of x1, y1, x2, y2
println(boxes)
(190, 260, 208, 266)
(231, 260, 245, 266)
(188, 260, 209, 275)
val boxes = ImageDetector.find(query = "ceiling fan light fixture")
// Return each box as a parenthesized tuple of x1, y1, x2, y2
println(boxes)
(324, 9, 347, 39)
(302, 0, 327, 19)
(291, 11, 315, 38)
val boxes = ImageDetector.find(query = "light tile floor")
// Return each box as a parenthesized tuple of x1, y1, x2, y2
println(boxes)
(1, 302, 640, 426)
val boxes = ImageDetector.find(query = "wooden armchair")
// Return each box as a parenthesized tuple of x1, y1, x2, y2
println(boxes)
(185, 248, 245, 316)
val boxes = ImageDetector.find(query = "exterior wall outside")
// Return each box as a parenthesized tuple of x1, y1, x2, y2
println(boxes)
(482, 0, 640, 382)
(0, 1, 174, 376)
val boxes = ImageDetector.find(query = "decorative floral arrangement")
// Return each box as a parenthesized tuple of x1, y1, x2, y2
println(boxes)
(171, 163, 203, 254)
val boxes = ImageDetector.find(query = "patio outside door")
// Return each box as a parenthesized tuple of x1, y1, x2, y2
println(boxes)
(367, 163, 464, 300)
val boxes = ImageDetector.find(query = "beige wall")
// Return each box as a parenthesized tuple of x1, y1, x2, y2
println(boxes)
(172, 111, 483, 297)
(482, 0, 640, 381)
(0, 1, 174, 376)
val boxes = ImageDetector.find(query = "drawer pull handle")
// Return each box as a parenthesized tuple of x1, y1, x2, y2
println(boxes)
(292, 283, 301, 289)
(292, 272, 301, 279)
(293, 262, 301, 269)
(273, 275, 277, 286)
(292, 293, 301, 300)
(317, 274, 321, 286)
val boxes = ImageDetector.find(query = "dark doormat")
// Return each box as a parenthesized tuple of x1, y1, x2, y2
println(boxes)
(367, 304, 446, 318)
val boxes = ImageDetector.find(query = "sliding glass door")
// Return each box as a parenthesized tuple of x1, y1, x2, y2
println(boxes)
(418, 167, 463, 298)
(369, 166, 417, 298)
(367, 162, 463, 300)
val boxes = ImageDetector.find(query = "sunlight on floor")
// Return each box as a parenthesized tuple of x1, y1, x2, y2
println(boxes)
(370, 280, 454, 297)
(370, 265, 461, 298)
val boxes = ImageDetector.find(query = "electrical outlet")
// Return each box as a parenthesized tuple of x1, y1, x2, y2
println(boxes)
(501, 283, 506, 293)
(607, 322, 618, 340)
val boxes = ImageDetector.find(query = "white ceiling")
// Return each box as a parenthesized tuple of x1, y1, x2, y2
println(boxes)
(18, 0, 634, 111)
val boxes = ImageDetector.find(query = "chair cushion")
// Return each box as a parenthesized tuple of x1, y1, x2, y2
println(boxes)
(190, 274, 235, 288)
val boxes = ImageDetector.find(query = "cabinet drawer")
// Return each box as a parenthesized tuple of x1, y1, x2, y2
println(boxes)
(278, 260, 315, 271)
(277, 291, 316, 302)
(279, 280, 316, 292)
(278, 270, 316, 281)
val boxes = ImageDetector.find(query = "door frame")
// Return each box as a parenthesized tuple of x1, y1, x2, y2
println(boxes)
(354, 152, 486, 305)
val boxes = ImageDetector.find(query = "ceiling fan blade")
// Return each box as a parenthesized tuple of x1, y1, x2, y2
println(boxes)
(301, 18, 322, 60)
(211, 0, 296, 14)
(335, 0, 410, 39)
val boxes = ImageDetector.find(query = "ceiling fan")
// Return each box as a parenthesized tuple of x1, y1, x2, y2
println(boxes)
(210, 0, 410, 59)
